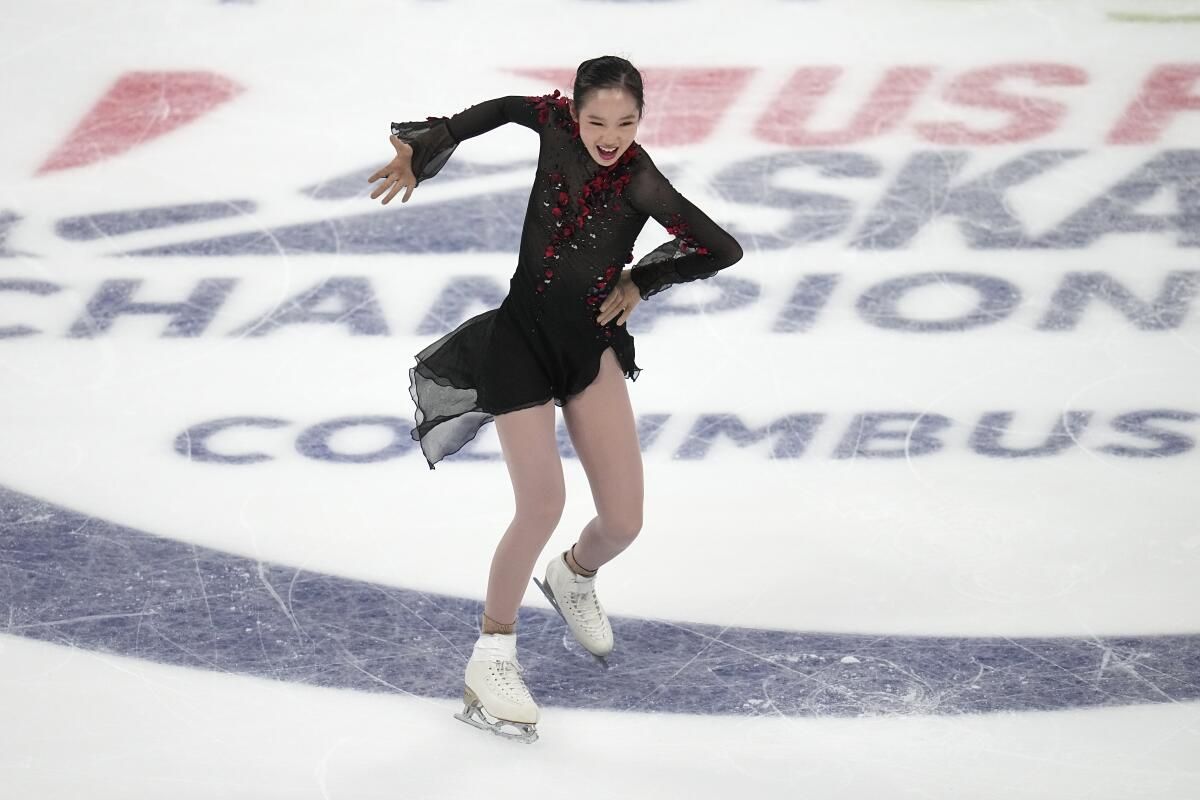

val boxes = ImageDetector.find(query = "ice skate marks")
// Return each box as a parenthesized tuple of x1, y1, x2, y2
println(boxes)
(3, 481, 1199, 718)
(532, 575, 611, 670)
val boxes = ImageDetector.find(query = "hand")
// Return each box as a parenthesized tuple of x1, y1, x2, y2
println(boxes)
(368, 135, 418, 204)
(596, 271, 641, 326)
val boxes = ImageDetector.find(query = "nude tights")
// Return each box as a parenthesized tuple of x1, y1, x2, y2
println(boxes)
(480, 348, 644, 635)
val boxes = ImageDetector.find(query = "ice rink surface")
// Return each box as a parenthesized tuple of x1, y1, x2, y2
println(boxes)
(1, 0, 1198, 797)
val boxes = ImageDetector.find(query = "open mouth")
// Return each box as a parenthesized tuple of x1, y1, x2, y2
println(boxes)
(597, 145, 618, 160)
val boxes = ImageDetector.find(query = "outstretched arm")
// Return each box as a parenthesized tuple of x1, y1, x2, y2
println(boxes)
(625, 152, 743, 300)
(390, 95, 544, 186)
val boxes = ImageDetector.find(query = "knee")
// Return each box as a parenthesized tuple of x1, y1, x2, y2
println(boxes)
(601, 511, 643, 548)
(515, 488, 566, 532)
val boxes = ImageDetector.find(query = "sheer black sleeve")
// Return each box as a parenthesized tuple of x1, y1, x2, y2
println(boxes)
(625, 151, 743, 301)
(390, 95, 544, 186)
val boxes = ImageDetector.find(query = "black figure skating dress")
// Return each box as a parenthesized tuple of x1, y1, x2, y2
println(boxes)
(393, 90, 743, 469)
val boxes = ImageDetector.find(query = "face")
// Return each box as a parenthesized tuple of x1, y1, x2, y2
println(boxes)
(569, 87, 641, 166)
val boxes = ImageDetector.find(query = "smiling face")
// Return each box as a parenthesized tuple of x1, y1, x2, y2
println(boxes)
(569, 87, 641, 166)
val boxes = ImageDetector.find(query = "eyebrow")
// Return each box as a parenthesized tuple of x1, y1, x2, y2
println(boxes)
(585, 113, 638, 121)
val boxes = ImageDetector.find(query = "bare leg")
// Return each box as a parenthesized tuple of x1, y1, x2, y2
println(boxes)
(562, 347, 645, 571)
(482, 398, 565, 632)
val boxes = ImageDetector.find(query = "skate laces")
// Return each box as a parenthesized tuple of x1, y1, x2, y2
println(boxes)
(566, 575, 606, 631)
(473, 635, 532, 701)
(477, 658, 530, 705)
(550, 556, 609, 636)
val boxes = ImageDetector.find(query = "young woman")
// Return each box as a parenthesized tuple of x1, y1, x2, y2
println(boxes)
(368, 56, 743, 743)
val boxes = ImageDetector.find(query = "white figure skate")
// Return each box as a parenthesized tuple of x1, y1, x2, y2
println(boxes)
(454, 632, 539, 743)
(532, 551, 614, 666)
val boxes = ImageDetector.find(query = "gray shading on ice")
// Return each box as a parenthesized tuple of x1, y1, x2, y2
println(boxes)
(3, 483, 1196, 719)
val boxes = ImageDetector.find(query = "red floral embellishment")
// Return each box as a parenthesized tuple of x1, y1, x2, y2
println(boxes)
(585, 261, 624, 325)
(523, 96, 642, 305)
(524, 89, 560, 127)
(523, 90, 575, 134)
(665, 212, 706, 255)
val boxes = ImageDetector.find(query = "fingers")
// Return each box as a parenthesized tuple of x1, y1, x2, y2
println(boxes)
(368, 148, 416, 204)
(596, 292, 612, 324)
(383, 179, 401, 204)
(384, 171, 415, 204)
(384, 180, 410, 204)
(368, 174, 388, 198)
(614, 296, 632, 325)
(596, 288, 632, 325)
(369, 174, 395, 201)
(369, 170, 416, 204)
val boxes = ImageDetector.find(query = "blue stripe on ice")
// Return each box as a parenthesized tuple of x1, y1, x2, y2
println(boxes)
(57, 200, 256, 240)
(0, 211, 36, 258)
(117, 191, 531, 256)
(2, 481, 1196, 717)
(300, 159, 533, 200)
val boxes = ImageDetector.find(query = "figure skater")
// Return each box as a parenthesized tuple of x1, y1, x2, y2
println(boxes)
(368, 55, 743, 743)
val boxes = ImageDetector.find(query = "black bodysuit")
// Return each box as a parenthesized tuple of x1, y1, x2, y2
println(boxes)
(392, 90, 743, 469)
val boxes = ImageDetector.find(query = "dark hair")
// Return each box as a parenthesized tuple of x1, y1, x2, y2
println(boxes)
(573, 55, 645, 120)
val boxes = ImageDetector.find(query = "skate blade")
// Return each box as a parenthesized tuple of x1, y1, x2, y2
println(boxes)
(532, 576, 612, 670)
(454, 690, 538, 744)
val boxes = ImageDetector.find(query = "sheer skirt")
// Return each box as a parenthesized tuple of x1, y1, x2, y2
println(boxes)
(408, 299, 641, 470)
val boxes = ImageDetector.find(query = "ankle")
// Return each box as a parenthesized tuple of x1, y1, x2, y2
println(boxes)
(565, 544, 598, 577)
(481, 611, 516, 635)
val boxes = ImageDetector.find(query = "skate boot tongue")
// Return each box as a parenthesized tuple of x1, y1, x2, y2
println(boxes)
(473, 632, 519, 661)
(568, 570, 596, 588)
(471, 634, 528, 680)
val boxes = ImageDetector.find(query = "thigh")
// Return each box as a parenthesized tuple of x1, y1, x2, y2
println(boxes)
(494, 398, 566, 516)
(562, 347, 644, 517)
(477, 305, 552, 416)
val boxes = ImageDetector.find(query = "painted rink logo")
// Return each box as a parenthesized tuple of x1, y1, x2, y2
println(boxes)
(2, 57, 1198, 719)
(1, 482, 1196, 717)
